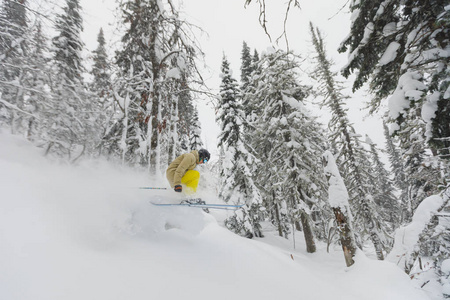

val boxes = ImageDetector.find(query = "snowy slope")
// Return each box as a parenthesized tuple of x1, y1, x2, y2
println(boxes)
(0, 133, 430, 300)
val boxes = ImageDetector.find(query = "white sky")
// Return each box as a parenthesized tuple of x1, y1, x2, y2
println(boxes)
(79, 0, 387, 158)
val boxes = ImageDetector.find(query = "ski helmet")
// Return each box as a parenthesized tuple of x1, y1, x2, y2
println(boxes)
(198, 149, 210, 163)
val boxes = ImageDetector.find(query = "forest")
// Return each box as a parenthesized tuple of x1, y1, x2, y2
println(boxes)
(0, 0, 449, 298)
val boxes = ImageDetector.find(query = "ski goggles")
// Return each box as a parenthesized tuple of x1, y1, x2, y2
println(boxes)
(203, 158, 208, 163)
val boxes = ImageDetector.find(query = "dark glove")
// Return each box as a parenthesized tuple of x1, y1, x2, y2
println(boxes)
(174, 185, 182, 193)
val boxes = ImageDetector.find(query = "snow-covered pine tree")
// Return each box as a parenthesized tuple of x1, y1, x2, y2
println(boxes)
(338, 0, 449, 184)
(48, 0, 89, 161)
(399, 114, 442, 212)
(109, 0, 201, 173)
(89, 28, 113, 157)
(90, 28, 111, 99)
(251, 49, 259, 72)
(310, 23, 390, 260)
(241, 46, 267, 239)
(239, 44, 260, 164)
(366, 135, 399, 233)
(240, 44, 262, 119)
(0, 0, 28, 133)
(172, 74, 194, 156)
(239, 42, 254, 119)
(217, 55, 242, 169)
(244, 48, 262, 117)
(217, 54, 263, 238)
(251, 49, 261, 77)
(188, 106, 203, 151)
(383, 122, 410, 223)
(384, 71, 443, 211)
(385, 83, 442, 215)
(383, 115, 439, 225)
(240, 41, 252, 91)
(23, 21, 53, 144)
(245, 49, 328, 251)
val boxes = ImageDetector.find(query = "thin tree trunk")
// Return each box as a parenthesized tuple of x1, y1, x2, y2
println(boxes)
(273, 191, 283, 237)
(121, 106, 128, 165)
(168, 97, 178, 163)
(370, 231, 385, 260)
(300, 212, 316, 253)
(155, 94, 162, 177)
(295, 220, 301, 231)
(150, 93, 158, 171)
(333, 207, 356, 267)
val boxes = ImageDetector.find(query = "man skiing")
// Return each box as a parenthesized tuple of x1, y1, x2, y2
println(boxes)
(166, 149, 210, 194)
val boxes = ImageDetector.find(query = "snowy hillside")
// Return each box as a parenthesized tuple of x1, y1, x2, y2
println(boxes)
(0, 133, 430, 300)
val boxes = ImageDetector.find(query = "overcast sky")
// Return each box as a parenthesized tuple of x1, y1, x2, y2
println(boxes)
(79, 0, 387, 157)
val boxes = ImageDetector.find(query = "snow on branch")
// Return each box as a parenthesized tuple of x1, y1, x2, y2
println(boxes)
(322, 150, 350, 210)
(0, 98, 39, 119)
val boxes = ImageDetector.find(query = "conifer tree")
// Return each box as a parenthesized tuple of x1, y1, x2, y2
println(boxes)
(189, 107, 203, 151)
(217, 54, 262, 238)
(90, 28, 111, 99)
(383, 122, 410, 223)
(0, 0, 28, 133)
(239, 42, 255, 119)
(387, 98, 441, 216)
(310, 23, 390, 260)
(240, 49, 261, 142)
(89, 28, 112, 156)
(251, 49, 259, 72)
(366, 135, 399, 232)
(218, 56, 241, 158)
(245, 49, 328, 251)
(48, 0, 89, 160)
(240, 41, 253, 91)
(382, 117, 440, 226)
(339, 0, 449, 180)
(400, 117, 441, 210)
(24, 21, 53, 143)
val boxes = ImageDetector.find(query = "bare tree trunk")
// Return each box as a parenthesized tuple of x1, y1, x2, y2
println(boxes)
(273, 191, 283, 237)
(370, 231, 385, 260)
(295, 220, 301, 231)
(300, 212, 316, 253)
(333, 207, 356, 267)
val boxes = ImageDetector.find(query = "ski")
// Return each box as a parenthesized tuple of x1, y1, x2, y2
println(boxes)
(151, 203, 244, 210)
(150, 198, 244, 210)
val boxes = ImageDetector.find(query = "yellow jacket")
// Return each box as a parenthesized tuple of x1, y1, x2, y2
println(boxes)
(166, 150, 199, 187)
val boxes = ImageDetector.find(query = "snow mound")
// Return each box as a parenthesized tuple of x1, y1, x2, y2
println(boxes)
(387, 194, 445, 267)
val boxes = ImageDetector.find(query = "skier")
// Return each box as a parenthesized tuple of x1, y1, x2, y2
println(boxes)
(166, 149, 210, 194)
